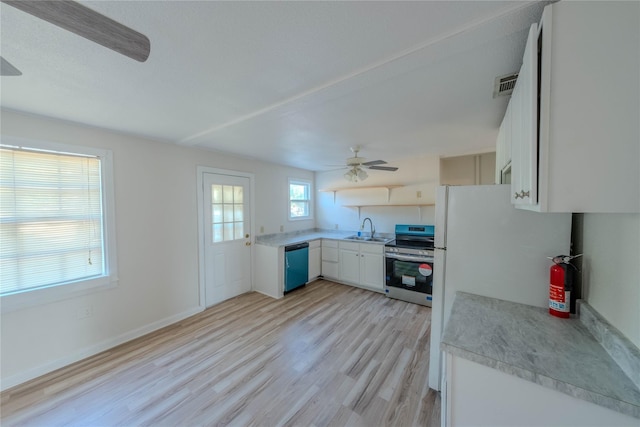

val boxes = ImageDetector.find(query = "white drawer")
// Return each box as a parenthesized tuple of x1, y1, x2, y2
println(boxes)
(322, 247, 338, 262)
(308, 239, 321, 249)
(322, 239, 338, 248)
(338, 241, 360, 251)
(360, 243, 384, 254)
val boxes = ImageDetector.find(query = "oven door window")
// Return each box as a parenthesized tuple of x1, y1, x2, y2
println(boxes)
(386, 258, 433, 294)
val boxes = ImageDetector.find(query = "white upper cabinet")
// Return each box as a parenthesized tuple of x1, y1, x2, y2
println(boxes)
(506, 1, 639, 213)
(510, 23, 538, 207)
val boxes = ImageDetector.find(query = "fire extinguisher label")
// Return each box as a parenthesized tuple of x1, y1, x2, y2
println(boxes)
(549, 289, 570, 312)
(549, 284, 565, 301)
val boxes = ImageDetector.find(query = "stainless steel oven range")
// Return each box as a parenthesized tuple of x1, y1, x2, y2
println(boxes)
(385, 224, 434, 307)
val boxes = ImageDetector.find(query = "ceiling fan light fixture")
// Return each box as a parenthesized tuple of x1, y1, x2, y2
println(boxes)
(344, 166, 367, 182)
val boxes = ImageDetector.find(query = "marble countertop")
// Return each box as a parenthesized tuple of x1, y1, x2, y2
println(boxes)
(441, 292, 640, 419)
(255, 228, 393, 247)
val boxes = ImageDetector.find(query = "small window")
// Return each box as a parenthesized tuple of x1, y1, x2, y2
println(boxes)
(289, 179, 312, 220)
(0, 139, 117, 308)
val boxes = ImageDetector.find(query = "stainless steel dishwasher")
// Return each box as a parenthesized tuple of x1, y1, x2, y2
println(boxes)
(284, 242, 309, 293)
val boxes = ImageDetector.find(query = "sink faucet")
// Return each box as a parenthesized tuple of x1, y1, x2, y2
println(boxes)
(361, 217, 375, 239)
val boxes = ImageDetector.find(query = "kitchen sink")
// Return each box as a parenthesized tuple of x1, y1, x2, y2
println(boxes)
(344, 235, 391, 243)
(366, 237, 391, 242)
(344, 235, 366, 241)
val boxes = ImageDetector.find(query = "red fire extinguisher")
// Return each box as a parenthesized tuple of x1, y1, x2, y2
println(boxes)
(547, 254, 581, 318)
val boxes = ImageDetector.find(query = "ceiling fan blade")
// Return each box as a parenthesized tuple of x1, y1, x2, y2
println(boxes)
(368, 166, 399, 171)
(0, 56, 22, 76)
(362, 160, 387, 166)
(2, 0, 150, 62)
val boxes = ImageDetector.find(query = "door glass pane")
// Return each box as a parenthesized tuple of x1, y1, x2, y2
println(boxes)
(223, 186, 234, 203)
(212, 204, 223, 223)
(234, 186, 243, 204)
(212, 185, 223, 204)
(223, 204, 234, 222)
(234, 204, 243, 221)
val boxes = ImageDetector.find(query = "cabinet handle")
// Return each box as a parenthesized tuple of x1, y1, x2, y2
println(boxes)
(515, 190, 530, 200)
(245, 242, 252, 246)
(514, 192, 520, 199)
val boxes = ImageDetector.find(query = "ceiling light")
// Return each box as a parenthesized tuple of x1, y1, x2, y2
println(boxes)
(344, 166, 367, 182)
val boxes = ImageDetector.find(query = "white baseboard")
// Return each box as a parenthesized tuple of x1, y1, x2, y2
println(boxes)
(254, 289, 282, 300)
(1, 306, 204, 391)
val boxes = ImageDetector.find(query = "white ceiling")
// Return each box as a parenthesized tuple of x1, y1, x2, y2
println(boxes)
(0, 1, 547, 171)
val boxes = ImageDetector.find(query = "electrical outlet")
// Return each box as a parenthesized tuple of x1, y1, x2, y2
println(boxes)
(77, 306, 93, 319)
(417, 191, 422, 198)
(279, 225, 284, 232)
(260, 226, 264, 233)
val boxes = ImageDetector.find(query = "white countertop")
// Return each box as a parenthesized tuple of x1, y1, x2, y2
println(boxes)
(441, 292, 640, 419)
(255, 228, 392, 247)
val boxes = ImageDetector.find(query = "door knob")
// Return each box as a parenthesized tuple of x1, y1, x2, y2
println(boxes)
(245, 233, 250, 238)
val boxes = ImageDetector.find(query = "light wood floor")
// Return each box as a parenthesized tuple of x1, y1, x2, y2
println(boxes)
(1, 280, 440, 426)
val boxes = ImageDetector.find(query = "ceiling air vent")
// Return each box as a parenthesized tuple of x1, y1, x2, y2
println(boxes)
(493, 73, 518, 98)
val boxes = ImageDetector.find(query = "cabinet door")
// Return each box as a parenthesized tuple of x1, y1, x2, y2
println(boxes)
(511, 23, 538, 206)
(360, 251, 384, 291)
(495, 117, 507, 184)
(322, 261, 338, 280)
(339, 249, 360, 284)
(308, 247, 321, 281)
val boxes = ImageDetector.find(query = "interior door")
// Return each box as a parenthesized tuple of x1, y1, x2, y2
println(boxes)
(203, 172, 252, 307)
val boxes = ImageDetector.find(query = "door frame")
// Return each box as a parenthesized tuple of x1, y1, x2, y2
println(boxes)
(196, 166, 255, 310)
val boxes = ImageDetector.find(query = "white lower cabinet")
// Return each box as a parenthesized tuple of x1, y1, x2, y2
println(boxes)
(338, 241, 384, 292)
(321, 239, 339, 280)
(444, 354, 638, 427)
(308, 240, 321, 282)
(338, 245, 360, 284)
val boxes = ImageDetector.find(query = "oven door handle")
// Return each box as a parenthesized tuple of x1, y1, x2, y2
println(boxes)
(385, 253, 434, 263)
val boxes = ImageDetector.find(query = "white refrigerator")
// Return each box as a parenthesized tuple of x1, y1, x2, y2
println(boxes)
(428, 185, 571, 391)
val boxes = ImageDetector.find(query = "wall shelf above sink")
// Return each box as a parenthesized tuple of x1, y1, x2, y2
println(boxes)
(319, 185, 404, 203)
(342, 203, 435, 221)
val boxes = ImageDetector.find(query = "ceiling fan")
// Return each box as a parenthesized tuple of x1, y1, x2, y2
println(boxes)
(0, 0, 150, 76)
(340, 146, 399, 182)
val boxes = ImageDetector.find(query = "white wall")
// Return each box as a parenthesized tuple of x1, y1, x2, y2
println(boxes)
(315, 154, 440, 234)
(440, 152, 496, 186)
(0, 109, 314, 388)
(582, 213, 640, 348)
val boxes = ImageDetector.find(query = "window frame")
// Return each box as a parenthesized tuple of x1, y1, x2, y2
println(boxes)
(0, 137, 118, 312)
(288, 178, 313, 221)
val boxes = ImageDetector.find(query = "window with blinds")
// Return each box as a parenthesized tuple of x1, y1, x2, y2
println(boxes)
(0, 144, 110, 297)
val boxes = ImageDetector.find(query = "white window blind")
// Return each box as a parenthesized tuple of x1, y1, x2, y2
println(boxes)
(0, 146, 106, 296)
